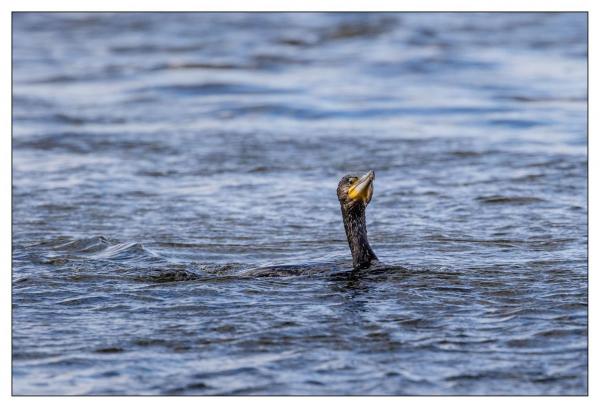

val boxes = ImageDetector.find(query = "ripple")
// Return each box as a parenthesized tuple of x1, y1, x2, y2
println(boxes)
(57, 295, 113, 306)
(476, 195, 545, 205)
(134, 268, 201, 283)
(110, 43, 206, 55)
(164, 381, 211, 395)
(94, 347, 125, 354)
(136, 82, 296, 97)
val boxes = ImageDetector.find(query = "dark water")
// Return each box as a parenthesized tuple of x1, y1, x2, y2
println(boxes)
(12, 13, 587, 395)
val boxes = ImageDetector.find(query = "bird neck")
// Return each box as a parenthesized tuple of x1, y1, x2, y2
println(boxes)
(341, 203, 377, 269)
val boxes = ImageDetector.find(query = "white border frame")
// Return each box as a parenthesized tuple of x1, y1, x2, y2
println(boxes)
(2, 1, 594, 407)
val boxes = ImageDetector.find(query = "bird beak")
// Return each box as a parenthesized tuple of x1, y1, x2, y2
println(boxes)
(348, 170, 375, 203)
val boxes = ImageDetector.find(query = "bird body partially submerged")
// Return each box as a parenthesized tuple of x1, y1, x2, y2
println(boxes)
(337, 170, 378, 269)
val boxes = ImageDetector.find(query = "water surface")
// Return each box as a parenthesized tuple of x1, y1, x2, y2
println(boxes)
(12, 12, 587, 395)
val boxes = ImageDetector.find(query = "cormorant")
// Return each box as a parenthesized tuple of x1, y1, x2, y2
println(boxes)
(337, 170, 378, 269)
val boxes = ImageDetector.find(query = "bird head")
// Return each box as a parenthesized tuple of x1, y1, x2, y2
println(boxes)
(337, 170, 375, 209)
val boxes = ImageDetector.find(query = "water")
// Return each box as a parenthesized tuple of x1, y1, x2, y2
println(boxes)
(12, 13, 587, 395)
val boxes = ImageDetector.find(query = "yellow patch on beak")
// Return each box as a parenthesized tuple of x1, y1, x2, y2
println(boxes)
(347, 170, 375, 203)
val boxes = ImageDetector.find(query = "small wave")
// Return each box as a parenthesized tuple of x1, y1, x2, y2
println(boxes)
(496, 95, 586, 103)
(321, 17, 396, 41)
(51, 236, 113, 253)
(89, 242, 162, 262)
(151, 61, 248, 71)
(52, 113, 126, 125)
(26, 70, 129, 85)
(94, 347, 125, 354)
(164, 382, 211, 395)
(147, 56, 311, 74)
(57, 295, 113, 306)
(239, 259, 356, 278)
(370, 57, 496, 76)
(116, 260, 412, 281)
(38, 257, 71, 266)
(33, 236, 166, 267)
(27, 74, 82, 84)
(487, 119, 543, 129)
(136, 82, 295, 97)
(449, 150, 482, 158)
(236, 261, 412, 280)
(15, 132, 175, 155)
(212, 104, 513, 120)
(536, 328, 587, 338)
(445, 371, 522, 383)
(476, 195, 545, 205)
(134, 267, 201, 283)
(275, 17, 395, 48)
(110, 43, 206, 55)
